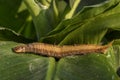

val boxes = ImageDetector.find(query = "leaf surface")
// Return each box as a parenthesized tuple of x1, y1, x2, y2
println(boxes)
(0, 41, 56, 80)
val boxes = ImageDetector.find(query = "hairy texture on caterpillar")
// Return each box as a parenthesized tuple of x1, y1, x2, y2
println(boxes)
(12, 41, 113, 58)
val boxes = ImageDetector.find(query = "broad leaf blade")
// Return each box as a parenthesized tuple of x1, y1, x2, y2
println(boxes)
(0, 0, 36, 40)
(45, 0, 115, 36)
(54, 54, 120, 80)
(41, 0, 120, 45)
(0, 27, 34, 43)
(24, 0, 59, 39)
(0, 41, 56, 80)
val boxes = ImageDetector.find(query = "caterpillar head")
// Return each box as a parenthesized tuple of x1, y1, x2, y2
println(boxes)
(12, 45, 26, 53)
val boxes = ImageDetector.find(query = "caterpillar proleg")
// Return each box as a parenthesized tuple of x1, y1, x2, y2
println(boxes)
(12, 41, 113, 58)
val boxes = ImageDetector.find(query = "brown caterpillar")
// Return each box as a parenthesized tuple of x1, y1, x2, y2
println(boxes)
(12, 41, 113, 58)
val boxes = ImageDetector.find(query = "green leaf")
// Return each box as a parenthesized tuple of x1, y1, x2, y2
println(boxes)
(59, 13, 120, 45)
(25, 0, 111, 40)
(113, 39, 120, 45)
(0, 0, 23, 28)
(41, 0, 120, 45)
(54, 54, 119, 80)
(0, 27, 34, 43)
(65, 0, 81, 19)
(1, 0, 120, 80)
(0, 0, 36, 40)
(24, 0, 59, 39)
(0, 41, 56, 80)
(0, 41, 120, 80)
(45, 0, 116, 36)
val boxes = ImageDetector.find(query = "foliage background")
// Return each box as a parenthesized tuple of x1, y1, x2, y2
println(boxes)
(0, 0, 120, 80)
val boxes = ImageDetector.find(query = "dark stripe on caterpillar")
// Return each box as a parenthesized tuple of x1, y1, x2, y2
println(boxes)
(12, 41, 113, 58)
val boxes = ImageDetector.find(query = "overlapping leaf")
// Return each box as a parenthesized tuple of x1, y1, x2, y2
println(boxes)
(0, 27, 34, 43)
(0, 41, 120, 80)
(41, 0, 120, 45)
(0, 41, 56, 80)
(0, 0, 36, 40)
(0, 0, 120, 80)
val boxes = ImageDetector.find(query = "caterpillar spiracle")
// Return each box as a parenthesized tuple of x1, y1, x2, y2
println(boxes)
(12, 41, 113, 58)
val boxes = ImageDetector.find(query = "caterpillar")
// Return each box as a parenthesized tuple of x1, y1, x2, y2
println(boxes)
(12, 41, 113, 58)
